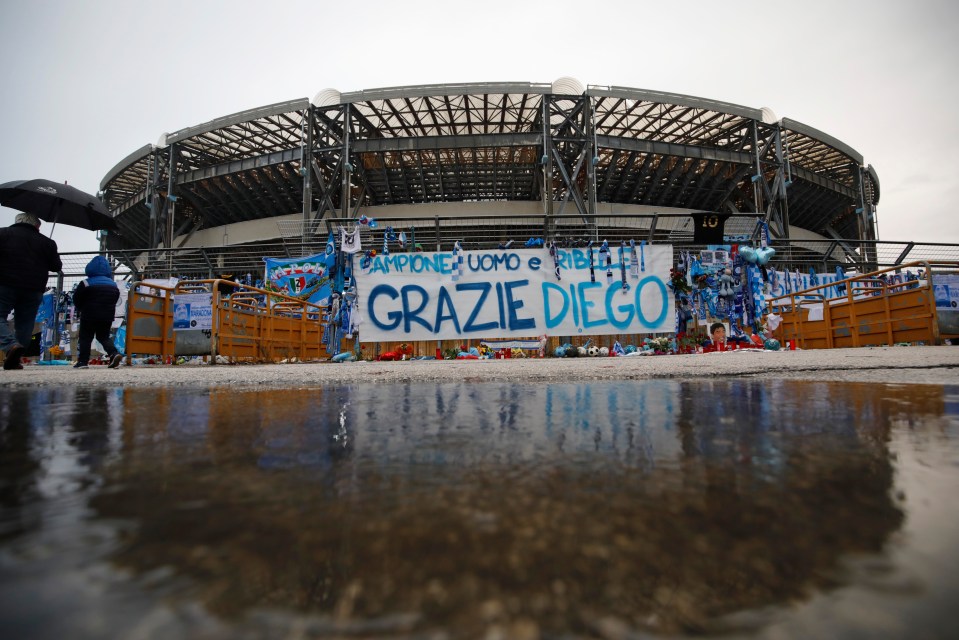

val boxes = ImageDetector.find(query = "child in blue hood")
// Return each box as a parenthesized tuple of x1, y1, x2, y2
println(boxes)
(73, 256, 123, 369)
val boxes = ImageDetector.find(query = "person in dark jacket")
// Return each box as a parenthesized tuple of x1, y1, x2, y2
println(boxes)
(0, 213, 62, 370)
(73, 256, 122, 369)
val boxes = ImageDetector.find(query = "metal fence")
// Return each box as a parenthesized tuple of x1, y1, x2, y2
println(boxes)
(53, 212, 959, 291)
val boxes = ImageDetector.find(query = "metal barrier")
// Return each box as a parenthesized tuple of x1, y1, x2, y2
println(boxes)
(768, 261, 959, 349)
(125, 279, 329, 363)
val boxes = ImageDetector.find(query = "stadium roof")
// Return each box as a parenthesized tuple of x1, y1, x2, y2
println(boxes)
(101, 81, 878, 251)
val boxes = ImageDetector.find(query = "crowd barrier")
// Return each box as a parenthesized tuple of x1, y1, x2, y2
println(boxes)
(125, 280, 329, 364)
(769, 261, 959, 349)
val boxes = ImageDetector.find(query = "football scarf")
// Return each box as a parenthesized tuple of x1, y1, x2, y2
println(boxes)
(587, 240, 595, 283)
(619, 242, 629, 294)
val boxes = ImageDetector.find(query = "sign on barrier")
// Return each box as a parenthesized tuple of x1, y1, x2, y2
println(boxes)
(173, 293, 213, 331)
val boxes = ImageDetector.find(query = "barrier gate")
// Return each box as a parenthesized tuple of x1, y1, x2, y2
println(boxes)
(769, 261, 959, 349)
(125, 280, 329, 363)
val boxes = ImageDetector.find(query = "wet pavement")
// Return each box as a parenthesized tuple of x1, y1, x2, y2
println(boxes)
(2, 345, 959, 388)
(1, 380, 958, 638)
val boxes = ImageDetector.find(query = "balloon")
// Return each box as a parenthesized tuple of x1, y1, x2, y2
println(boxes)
(739, 246, 758, 264)
(763, 338, 781, 351)
(756, 247, 776, 265)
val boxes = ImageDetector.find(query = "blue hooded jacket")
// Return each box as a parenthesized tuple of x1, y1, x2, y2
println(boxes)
(74, 256, 120, 322)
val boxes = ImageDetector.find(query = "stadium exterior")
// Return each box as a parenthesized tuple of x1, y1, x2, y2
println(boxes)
(99, 78, 879, 276)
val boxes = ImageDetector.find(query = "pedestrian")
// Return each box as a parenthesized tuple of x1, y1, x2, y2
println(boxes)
(0, 213, 62, 370)
(73, 256, 123, 369)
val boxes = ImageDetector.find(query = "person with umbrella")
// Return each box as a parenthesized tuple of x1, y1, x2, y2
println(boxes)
(0, 212, 61, 370)
(0, 178, 115, 369)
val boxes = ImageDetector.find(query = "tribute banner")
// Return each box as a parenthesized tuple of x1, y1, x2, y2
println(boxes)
(356, 246, 674, 342)
(263, 252, 333, 306)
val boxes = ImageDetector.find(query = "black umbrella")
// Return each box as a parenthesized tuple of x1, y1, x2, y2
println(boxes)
(0, 178, 116, 231)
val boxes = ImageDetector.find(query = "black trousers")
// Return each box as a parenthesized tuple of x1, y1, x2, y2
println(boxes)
(77, 319, 118, 364)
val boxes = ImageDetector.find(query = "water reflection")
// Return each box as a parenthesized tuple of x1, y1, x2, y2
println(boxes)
(0, 380, 956, 638)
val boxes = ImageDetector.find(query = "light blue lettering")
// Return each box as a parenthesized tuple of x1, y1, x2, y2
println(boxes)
(570, 283, 579, 326)
(437, 253, 451, 274)
(370, 256, 389, 274)
(578, 281, 608, 329)
(572, 249, 590, 270)
(634, 276, 669, 329)
(542, 282, 569, 329)
(605, 284, 635, 329)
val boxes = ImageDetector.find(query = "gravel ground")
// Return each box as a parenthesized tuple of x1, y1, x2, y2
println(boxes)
(3, 346, 959, 388)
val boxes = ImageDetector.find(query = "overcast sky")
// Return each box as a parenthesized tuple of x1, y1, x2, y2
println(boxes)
(2, 0, 957, 253)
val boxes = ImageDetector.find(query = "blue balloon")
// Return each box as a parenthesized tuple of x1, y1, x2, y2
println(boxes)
(756, 247, 776, 265)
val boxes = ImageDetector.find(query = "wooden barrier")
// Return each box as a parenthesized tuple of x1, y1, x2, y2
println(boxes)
(125, 280, 329, 363)
(769, 261, 957, 349)
(126, 263, 956, 363)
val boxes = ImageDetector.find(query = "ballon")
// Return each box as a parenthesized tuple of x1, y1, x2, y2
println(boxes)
(756, 247, 776, 265)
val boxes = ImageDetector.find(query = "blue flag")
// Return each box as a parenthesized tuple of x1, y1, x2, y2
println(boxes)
(325, 230, 336, 258)
(263, 252, 333, 306)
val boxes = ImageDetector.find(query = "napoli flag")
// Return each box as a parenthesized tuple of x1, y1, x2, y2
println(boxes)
(325, 230, 336, 257)
(263, 252, 333, 306)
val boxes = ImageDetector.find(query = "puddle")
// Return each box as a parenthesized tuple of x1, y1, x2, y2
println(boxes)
(1, 380, 957, 638)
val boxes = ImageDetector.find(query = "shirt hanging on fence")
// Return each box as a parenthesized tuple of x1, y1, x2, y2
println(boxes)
(339, 227, 362, 254)
(692, 213, 730, 244)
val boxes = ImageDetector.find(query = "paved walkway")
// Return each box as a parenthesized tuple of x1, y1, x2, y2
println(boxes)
(3, 346, 959, 388)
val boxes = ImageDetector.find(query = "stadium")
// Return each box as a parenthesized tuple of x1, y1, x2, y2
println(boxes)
(99, 78, 882, 279)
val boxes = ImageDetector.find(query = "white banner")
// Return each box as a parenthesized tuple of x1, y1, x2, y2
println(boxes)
(356, 246, 674, 342)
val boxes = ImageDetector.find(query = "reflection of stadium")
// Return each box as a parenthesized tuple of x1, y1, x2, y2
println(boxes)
(99, 78, 879, 275)
(89, 379, 906, 634)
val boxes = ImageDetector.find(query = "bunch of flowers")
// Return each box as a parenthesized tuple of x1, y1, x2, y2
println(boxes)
(645, 336, 673, 353)
(668, 267, 690, 294)
(675, 332, 700, 353)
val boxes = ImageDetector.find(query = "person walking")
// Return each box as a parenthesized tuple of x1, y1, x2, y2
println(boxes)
(0, 213, 62, 370)
(73, 256, 122, 369)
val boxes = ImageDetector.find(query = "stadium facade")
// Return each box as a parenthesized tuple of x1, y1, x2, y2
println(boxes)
(100, 78, 879, 266)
